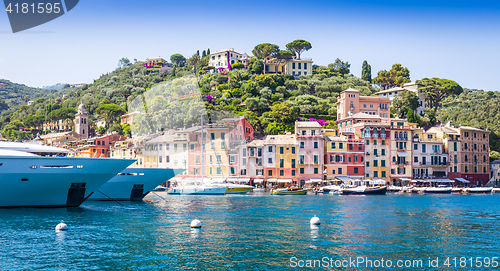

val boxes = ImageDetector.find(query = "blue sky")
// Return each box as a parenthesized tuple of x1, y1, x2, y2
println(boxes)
(0, 0, 499, 91)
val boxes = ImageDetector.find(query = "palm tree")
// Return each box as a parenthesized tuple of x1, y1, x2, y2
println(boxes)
(189, 54, 201, 75)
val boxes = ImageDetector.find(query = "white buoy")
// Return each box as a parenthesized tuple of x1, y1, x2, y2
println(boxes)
(55, 221, 68, 231)
(310, 215, 321, 225)
(190, 219, 202, 228)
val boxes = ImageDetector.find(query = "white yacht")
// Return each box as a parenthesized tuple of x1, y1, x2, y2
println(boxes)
(0, 142, 185, 202)
(0, 148, 134, 207)
(87, 168, 186, 201)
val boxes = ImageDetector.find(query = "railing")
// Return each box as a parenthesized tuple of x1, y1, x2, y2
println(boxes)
(391, 161, 409, 165)
(394, 137, 408, 141)
(419, 162, 449, 166)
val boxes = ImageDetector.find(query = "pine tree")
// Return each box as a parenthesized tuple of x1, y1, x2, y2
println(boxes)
(362, 60, 372, 82)
(196, 50, 200, 56)
(407, 109, 415, 123)
(202, 50, 206, 57)
(207, 48, 210, 55)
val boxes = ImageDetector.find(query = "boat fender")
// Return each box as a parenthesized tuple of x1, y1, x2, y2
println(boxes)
(310, 215, 321, 225)
(191, 219, 202, 228)
(55, 221, 68, 231)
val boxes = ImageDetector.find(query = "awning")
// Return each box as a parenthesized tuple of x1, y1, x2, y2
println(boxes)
(425, 179, 453, 183)
(237, 178, 250, 183)
(278, 179, 293, 183)
(397, 152, 408, 157)
(456, 178, 470, 183)
(310, 178, 323, 183)
(267, 178, 278, 183)
(305, 180, 312, 184)
(253, 179, 264, 183)
(399, 178, 411, 181)
(227, 178, 239, 182)
(411, 179, 421, 183)
(370, 178, 386, 185)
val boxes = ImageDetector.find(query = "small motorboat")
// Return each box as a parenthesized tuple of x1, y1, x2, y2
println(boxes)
(321, 185, 342, 194)
(451, 187, 463, 194)
(252, 187, 265, 192)
(492, 188, 500, 193)
(387, 186, 403, 192)
(424, 187, 452, 194)
(341, 186, 387, 195)
(271, 188, 307, 195)
(464, 187, 493, 194)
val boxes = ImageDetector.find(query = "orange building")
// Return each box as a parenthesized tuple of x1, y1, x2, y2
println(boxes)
(336, 88, 391, 120)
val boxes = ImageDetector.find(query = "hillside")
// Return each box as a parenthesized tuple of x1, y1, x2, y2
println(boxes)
(0, 79, 58, 116)
(438, 89, 500, 153)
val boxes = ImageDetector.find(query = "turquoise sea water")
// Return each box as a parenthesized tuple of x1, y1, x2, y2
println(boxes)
(1, 192, 500, 270)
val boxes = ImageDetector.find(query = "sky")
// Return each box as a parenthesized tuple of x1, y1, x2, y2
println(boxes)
(0, 0, 499, 91)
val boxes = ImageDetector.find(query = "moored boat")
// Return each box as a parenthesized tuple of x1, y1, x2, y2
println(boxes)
(464, 187, 493, 194)
(424, 187, 453, 194)
(340, 186, 387, 195)
(271, 188, 307, 195)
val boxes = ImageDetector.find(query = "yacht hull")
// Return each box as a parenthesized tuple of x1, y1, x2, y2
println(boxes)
(88, 168, 185, 201)
(167, 186, 226, 195)
(0, 156, 134, 207)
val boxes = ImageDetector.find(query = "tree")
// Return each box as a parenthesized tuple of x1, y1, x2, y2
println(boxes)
(407, 108, 417, 123)
(285, 39, 312, 59)
(96, 126, 106, 135)
(273, 50, 294, 73)
(361, 60, 371, 82)
(170, 54, 186, 67)
(416, 77, 463, 114)
(231, 62, 245, 70)
(189, 54, 201, 74)
(96, 104, 126, 129)
(207, 48, 210, 55)
(202, 50, 207, 58)
(269, 101, 298, 124)
(373, 64, 410, 90)
(247, 57, 263, 74)
(118, 57, 131, 68)
(328, 58, 350, 75)
(252, 43, 279, 74)
(392, 90, 419, 118)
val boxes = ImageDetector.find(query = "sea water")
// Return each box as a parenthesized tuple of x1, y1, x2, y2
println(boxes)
(0, 193, 499, 270)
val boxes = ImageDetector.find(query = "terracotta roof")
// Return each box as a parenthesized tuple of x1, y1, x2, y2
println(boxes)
(296, 121, 322, 128)
(264, 134, 296, 145)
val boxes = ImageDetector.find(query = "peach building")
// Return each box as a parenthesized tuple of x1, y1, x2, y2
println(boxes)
(336, 88, 391, 120)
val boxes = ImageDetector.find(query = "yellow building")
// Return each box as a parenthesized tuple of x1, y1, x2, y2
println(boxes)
(208, 48, 249, 72)
(389, 119, 414, 185)
(323, 129, 348, 180)
(264, 134, 297, 184)
(265, 56, 313, 76)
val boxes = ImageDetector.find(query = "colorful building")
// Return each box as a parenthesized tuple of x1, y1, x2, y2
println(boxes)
(295, 121, 324, 187)
(336, 88, 391, 120)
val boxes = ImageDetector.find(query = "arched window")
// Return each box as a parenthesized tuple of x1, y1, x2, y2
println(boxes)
(381, 128, 386, 136)
(399, 132, 403, 139)
(350, 102, 354, 110)
(394, 131, 398, 139)
(404, 132, 408, 139)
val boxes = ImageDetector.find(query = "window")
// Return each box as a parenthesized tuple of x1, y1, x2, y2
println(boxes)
(209, 155, 213, 163)
(381, 171, 386, 177)
(216, 167, 222, 175)
(374, 160, 378, 167)
(211, 142, 215, 150)
(291, 159, 296, 168)
(280, 147, 284, 154)
(381, 160, 386, 167)
(374, 149, 378, 155)
(414, 157, 418, 163)
(292, 170, 296, 176)
(280, 170, 284, 176)
(348, 157, 351, 162)
(280, 159, 284, 168)
(258, 148, 262, 157)
(338, 168, 343, 174)
(242, 158, 247, 165)
(220, 142, 225, 149)
(243, 148, 247, 157)
(314, 168, 318, 174)
(159, 156, 162, 163)
(190, 144, 194, 151)
(166, 156, 170, 163)
(183, 143, 187, 151)
(381, 149, 385, 156)
(464, 143, 468, 150)
(268, 170, 273, 176)
(300, 142, 305, 148)
(304, 63, 307, 69)
(291, 147, 296, 154)
(298, 63, 302, 69)
(210, 133, 215, 140)
(414, 144, 418, 150)
(268, 158, 272, 164)
(373, 170, 377, 177)
(300, 155, 305, 164)
(314, 142, 318, 149)
(269, 146, 273, 153)
(292, 63, 295, 69)
(300, 168, 304, 174)
(209, 167, 213, 174)
(196, 155, 201, 164)
(366, 161, 370, 167)
(230, 156, 236, 163)
(314, 155, 319, 164)
(241, 169, 247, 175)
(358, 144, 363, 151)
(339, 142, 344, 149)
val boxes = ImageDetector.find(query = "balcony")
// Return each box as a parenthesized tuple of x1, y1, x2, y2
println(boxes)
(391, 161, 409, 165)
(419, 162, 449, 166)
(397, 149, 407, 152)
(394, 137, 408, 141)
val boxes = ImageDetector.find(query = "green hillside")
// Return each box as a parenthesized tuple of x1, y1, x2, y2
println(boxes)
(0, 79, 57, 116)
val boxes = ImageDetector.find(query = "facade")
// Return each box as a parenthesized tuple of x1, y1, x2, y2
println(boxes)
(264, 56, 313, 76)
(264, 134, 297, 185)
(336, 88, 391, 120)
(375, 82, 426, 116)
(412, 129, 449, 179)
(489, 160, 500, 187)
(428, 121, 490, 186)
(208, 48, 249, 72)
(360, 123, 390, 182)
(120, 111, 141, 125)
(75, 132, 126, 158)
(295, 121, 324, 187)
(389, 119, 413, 185)
(323, 130, 349, 180)
(40, 131, 80, 146)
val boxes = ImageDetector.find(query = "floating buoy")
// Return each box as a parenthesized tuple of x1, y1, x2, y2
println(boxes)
(190, 219, 202, 228)
(310, 215, 321, 225)
(55, 221, 68, 231)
